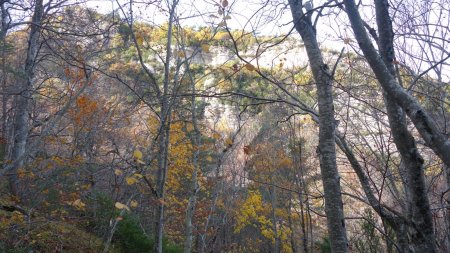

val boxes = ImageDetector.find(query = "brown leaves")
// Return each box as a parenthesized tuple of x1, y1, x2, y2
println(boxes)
(201, 44, 210, 53)
(243, 145, 251, 155)
(244, 63, 257, 71)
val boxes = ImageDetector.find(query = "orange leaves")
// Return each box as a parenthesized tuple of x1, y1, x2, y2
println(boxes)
(63, 66, 95, 87)
(69, 95, 100, 129)
(76, 96, 97, 111)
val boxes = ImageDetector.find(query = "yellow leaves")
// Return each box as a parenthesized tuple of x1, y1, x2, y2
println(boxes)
(177, 51, 186, 58)
(214, 31, 229, 41)
(81, 184, 91, 190)
(67, 199, 86, 211)
(234, 191, 268, 233)
(294, 71, 312, 85)
(126, 173, 143, 185)
(135, 32, 144, 46)
(133, 149, 145, 164)
(1, 211, 25, 229)
(299, 114, 313, 124)
(225, 137, 233, 147)
(201, 44, 210, 53)
(133, 149, 143, 160)
(115, 202, 130, 211)
(11, 211, 25, 223)
(114, 169, 123, 176)
(130, 200, 139, 208)
(244, 63, 257, 71)
(212, 132, 222, 140)
(261, 228, 275, 241)
(186, 123, 194, 132)
(125, 177, 137, 185)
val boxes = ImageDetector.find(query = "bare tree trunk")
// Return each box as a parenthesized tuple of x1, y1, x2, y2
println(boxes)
(376, 1, 435, 251)
(343, 0, 450, 169)
(183, 42, 201, 253)
(346, 0, 436, 252)
(288, 194, 297, 253)
(155, 122, 170, 253)
(154, 3, 177, 252)
(288, 1, 348, 252)
(290, 124, 308, 253)
(269, 186, 280, 253)
(9, 0, 43, 197)
(199, 153, 225, 253)
(0, 0, 9, 164)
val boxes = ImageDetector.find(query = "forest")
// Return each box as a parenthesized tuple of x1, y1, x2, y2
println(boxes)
(0, 0, 449, 252)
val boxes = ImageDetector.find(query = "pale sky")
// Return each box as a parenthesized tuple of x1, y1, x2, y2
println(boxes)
(81, 0, 449, 81)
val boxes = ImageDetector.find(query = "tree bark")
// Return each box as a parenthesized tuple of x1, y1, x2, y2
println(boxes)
(288, 1, 348, 252)
(343, 0, 450, 170)
(374, 1, 436, 252)
(183, 42, 201, 253)
(8, 0, 43, 197)
(154, 2, 177, 251)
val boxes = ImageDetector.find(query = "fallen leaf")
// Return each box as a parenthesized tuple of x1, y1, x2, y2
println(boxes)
(115, 202, 130, 211)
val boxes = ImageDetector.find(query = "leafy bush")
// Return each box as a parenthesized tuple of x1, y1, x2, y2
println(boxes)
(316, 236, 331, 253)
(115, 215, 152, 252)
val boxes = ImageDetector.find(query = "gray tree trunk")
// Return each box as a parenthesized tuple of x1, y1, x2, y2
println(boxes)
(374, 1, 436, 252)
(9, 0, 43, 197)
(343, 0, 450, 170)
(154, 1, 178, 250)
(345, 0, 438, 252)
(270, 186, 280, 253)
(1, 0, 9, 164)
(288, 1, 348, 252)
(183, 43, 201, 253)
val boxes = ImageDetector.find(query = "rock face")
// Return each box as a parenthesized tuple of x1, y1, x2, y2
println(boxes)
(188, 42, 311, 69)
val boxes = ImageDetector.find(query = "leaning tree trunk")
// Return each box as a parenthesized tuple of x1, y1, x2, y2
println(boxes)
(374, 1, 436, 252)
(288, 1, 348, 252)
(343, 0, 450, 170)
(9, 0, 43, 197)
